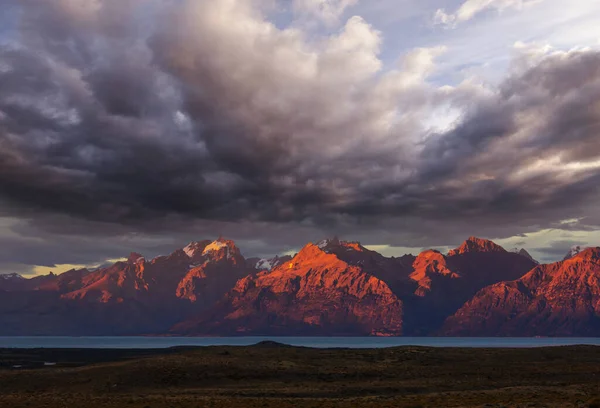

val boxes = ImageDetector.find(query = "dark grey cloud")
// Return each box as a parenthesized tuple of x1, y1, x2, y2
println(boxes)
(534, 239, 589, 260)
(0, 0, 599, 273)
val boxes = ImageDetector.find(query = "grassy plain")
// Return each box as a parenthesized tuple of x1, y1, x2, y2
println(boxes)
(0, 342, 599, 407)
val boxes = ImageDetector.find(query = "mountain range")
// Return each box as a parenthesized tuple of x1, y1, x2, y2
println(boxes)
(0, 236, 598, 336)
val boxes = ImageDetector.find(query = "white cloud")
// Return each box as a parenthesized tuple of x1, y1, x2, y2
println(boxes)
(293, 0, 359, 25)
(154, 0, 433, 158)
(434, 0, 544, 28)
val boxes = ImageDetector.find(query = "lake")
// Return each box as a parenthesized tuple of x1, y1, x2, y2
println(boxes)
(0, 336, 599, 349)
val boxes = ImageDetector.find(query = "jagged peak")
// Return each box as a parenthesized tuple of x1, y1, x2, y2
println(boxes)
(298, 242, 330, 256)
(166, 248, 190, 260)
(197, 238, 243, 264)
(413, 249, 446, 263)
(291, 242, 341, 265)
(315, 237, 367, 253)
(316, 236, 341, 249)
(127, 252, 144, 263)
(448, 237, 506, 256)
(410, 250, 459, 282)
(183, 240, 211, 258)
(255, 255, 293, 271)
(567, 247, 600, 263)
(285, 241, 376, 273)
(562, 245, 586, 261)
(202, 238, 238, 254)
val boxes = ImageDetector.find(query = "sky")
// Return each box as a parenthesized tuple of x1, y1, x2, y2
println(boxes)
(0, 0, 600, 275)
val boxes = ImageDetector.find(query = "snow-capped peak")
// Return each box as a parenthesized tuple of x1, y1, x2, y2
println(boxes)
(202, 240, 228, 255)
(0, 273, 24, 280)
(316, 239, 329, 249)
(254, 255, 292, 271)
(183, 241, 210, 258)
(255, 258, 273, 271)
(563, 245, 587, 261)
(183, 243, 197, 258)
(316, 236, 340, 249)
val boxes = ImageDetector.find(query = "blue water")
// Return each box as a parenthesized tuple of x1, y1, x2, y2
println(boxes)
(0, 337, 598, 349)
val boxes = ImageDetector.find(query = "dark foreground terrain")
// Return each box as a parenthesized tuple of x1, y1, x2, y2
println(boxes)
(0, 343, 599, 408)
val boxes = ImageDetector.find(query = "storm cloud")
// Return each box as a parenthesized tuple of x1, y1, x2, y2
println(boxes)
(0, 0, 599, 273)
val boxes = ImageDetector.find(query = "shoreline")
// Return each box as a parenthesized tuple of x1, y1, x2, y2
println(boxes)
(1, 336, 600, 350)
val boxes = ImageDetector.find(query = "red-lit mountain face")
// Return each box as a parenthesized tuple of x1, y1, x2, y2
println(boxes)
(0, 239, 256, 335)
(442, 247, 600, 336)
(172, 240, 405, 336)
(172, 236, 535, 337)
(313, 238, 415, 294)
(402, 237, 538, 335)
(176, 240, 251, 308)
(0, 236, 596, 336)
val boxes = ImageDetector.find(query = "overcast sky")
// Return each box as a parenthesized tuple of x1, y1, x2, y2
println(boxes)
(1, 0, 600, 275)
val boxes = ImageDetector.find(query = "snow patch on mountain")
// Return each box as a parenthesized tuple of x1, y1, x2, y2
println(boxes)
(0, 273, 24, 280)
(316, 237, 341, 250)
(183, 244, 196, 257)
(255, 259, 273, 271)
(317, 239, 330, 249)
(563, 245, 587, 260)
(254, 255, 293, 271)
(202, 240, 227, 255)
(183, 241, 211, 258)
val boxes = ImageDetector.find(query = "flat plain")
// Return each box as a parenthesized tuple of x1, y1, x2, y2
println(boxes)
(0, 342, 599, 408)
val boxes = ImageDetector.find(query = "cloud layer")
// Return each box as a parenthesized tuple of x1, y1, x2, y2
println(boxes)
(0, 0, 599, 272)
(434, 0, 543, 28)
(293, 0, 358, 25)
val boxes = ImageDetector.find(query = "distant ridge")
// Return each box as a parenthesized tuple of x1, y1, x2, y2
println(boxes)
(0, 236, 597, 337)
(448, 237, 506, 256)
(443, 247, 600, 336)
